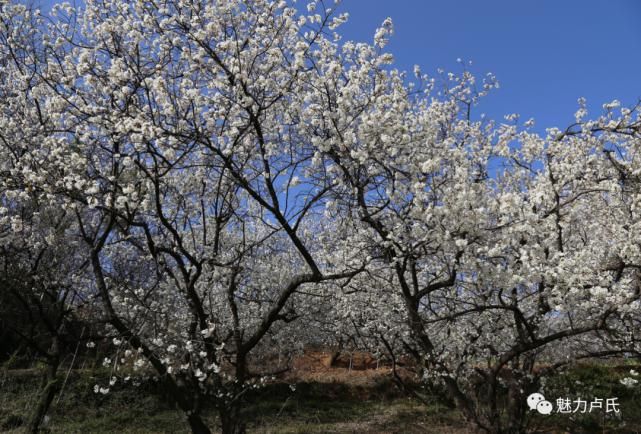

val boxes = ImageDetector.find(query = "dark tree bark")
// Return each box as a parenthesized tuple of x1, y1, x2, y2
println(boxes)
(27, 338, 61, 434)
(219, 404, 245, 434)
(186, 413, 212, 434)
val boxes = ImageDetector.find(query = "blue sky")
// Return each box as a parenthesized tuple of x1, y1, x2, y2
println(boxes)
(338, 0, 641, 134)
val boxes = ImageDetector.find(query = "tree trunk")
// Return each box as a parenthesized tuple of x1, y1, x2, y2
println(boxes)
(186, 412, 212, 434)
(219, 404, 245, 434)
(27, 339, 60, 434)
(504, 389, 526, 433)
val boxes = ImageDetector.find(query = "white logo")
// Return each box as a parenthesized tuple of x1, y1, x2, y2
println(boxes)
(536, 400, 553, 415)
(527, 393, 553, 415)
(527, 392, 620, 415)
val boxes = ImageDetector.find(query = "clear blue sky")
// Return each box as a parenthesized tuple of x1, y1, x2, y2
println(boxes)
(338, 0, 641, 133)
(34, 0, 641, 134)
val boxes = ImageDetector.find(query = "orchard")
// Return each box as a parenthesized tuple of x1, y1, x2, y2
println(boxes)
(1, 1, 640, 433)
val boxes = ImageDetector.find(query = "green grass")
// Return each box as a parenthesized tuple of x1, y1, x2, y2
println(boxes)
(0, 369, 465, 434)
(3, 363, 641, 433)
(529, 363, 641, 434)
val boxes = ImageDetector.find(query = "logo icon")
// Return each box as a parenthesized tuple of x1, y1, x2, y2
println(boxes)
(527, 393, 553, 415)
